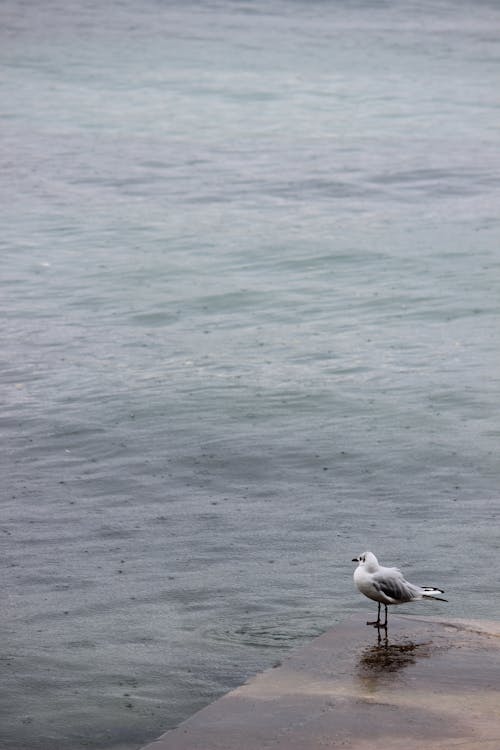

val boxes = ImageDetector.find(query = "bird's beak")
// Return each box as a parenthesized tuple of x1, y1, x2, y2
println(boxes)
(352, 557, 359, 562)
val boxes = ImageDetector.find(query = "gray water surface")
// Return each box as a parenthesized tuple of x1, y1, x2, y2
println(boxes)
(2, 1, 500, 748)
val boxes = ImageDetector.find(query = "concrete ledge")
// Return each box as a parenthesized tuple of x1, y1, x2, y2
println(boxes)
(140, 613, 500, 750)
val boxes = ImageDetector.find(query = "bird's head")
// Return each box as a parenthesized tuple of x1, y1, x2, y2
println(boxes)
(352, 551, 379, 571)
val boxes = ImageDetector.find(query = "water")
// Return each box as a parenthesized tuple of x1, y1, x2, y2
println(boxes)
(1, 1, 499, 748)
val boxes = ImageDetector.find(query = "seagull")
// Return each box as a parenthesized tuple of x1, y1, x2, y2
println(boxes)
(352, 551, 447, 628)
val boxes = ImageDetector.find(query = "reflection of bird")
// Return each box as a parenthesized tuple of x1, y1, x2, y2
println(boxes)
(352, 551, 447, 628)
(359, 636, 429, 675)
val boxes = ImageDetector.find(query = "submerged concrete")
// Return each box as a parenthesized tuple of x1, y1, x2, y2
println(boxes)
(140, 614, 500, 750)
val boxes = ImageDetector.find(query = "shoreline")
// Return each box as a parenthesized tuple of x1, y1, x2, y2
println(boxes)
(139, 613, 500, 750)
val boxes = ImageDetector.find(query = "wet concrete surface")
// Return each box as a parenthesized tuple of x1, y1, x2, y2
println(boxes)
(139, 614, 500, 750)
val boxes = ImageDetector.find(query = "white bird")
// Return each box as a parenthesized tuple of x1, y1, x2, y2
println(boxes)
(352, 551, 447, 628)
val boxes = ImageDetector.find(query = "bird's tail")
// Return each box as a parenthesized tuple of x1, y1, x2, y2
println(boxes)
(421, 586, 447, 602)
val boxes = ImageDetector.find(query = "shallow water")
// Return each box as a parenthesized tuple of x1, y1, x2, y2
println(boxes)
(1, 1, 500, 748)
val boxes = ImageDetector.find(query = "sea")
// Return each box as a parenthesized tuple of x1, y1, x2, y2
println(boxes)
(1, 1, 500, 748)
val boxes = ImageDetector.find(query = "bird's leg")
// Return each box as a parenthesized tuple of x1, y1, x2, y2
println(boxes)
(374, 605, 388, 630)
(381, 604, 388, 629)
(366, 602, 381, 626)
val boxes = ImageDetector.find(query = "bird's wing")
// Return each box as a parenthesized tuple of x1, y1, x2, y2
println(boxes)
(372, 570, 415, 603)
(380, 565, 402, 577)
